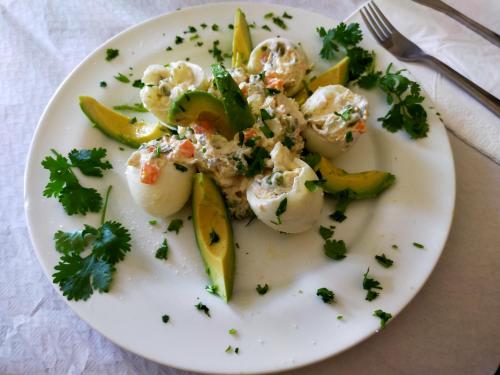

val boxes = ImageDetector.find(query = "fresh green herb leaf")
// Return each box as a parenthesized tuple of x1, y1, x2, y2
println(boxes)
(305, 179, 325, 192)
(324, 239, 347, 260)
(99, 81, 107, 88)
(264, 12, 274, 19)
(282, 136, 295, 149)
(330, 210, 347, 222)
(132, 79, 144, 89)
(275, 197, 288, 224)
(319, 225, 334, 240)
(167, 219, 183, 234)
(209, 229, 220, 245)
(373, 309, 392, 329)
(155, 239, 169, 260)
(162, 314, 170, 324)
(259, 122, 274, 138)
(346, 47, 374, 81)
(302, 152, 321, 168)
(228, 328, 237, 335)
(68, 148, 112, 177)
(262, 24, 271, 32)
(256, 283, 269, 295)
(54, 227, 93, 254)
(175, 35, 184, 44)
(205, 284, 218, 295)
(282, 12, 293, 19)
(149, 219, 158, 225)
(244, 146, 270, 177)
(114, 73, 130, 83)
(105, 48, 119, 61)
(413, 242, 424, 249)
(195, 302, 210, 317)
(375, 253, 394, 268)
(316, 287, 335, 303)
(272, 16, 287, 29)
(357, 70, 382, 89)
(209, 40, 224, 63)
(363, 268, 382, 301)
(345, 131, 353, 143)
(211, 24, 219, 31)
(174, 163, 188, 172)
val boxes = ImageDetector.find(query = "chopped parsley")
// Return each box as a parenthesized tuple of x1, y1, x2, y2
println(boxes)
(392, 244, 399, 249)
(113, 103, 148, 112)
(316, 287, 335, 303)
(413, 242, 425, 249)
(272, 16, 287, 30)
(200, 23, 207, 29)
(319, 226, 334, 240)
(264, 12, 274, 19)
(132, 79, 144, 89)
(228, 24, 234, 30)
(282, 136, 295, 149)
(259, 122, 274, 138)
(175, 35, 184, 44)
(114, 73, 130, 83)
(337, 315, 344, 320)
(167, 219, 183, 234)
(129, 117, 137, 124)
(186, 25, 197, 33)
(105, 48, 119, 61)
(205, 284, 218, 295)
(196, 41, 204, 47)
(155, 239, 169, 260)
(265, 87, 280, 95)
(324, 239, 347, 260)
(189, 34, 200, 41)
(209, 229, 220, 245)
(165, 46, 172, 51)
(235, 347, 240, 354)
(195, 302, 211, 317)
(67, 148, 112, 177)
(375, 253, 394, 268)
(225, 345, 233, 353)
(211, 23, 219, 31)
(174, 163, 188, 172)
(209, 40, 224, 63)
(282, 11, 293, 19)
(244, 146, 270, 177)
(99, 81, 107, 88)
(149, 219, 158, 225)
(262, 24, 271, 32)
(373, 309, 392, 329)
(161, 314, 170, 324)
(345, 131, 353, 143)
(330, 210, 347, 222)
(228, 328, 237, 335)
(274, 197, 288, 224)
(305, 179, 325, 192)
(256, 284, 269, 295)
(363, 268, 382, 301)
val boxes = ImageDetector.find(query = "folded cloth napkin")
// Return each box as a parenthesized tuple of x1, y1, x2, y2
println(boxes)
(350, 0, 500, 163)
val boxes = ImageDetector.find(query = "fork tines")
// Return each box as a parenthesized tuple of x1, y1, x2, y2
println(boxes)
(360, 2, 398, 44)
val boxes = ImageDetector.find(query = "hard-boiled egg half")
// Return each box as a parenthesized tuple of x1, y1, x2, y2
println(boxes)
(301, 85, 368, 159)
(126, 142, 195, 217)
(140, 61, 208, 123)
(248, 38, 309, 97)
(247, 143, 323, 233)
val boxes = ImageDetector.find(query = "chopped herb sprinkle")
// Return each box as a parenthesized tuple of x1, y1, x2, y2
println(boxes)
(132, 79, 144, 89)
(264, 12, 274, 19)
(205, 284, 218, 295)
(282, 11, 293, 19)
(161, 314, 170, 324)
(196, 41, 204, 47)
(413, 242, 424, 249)
(175, 36, 184, 44)
(319, 226, 334, 240)
(324, 239, 347, 260)
(114, 73, 130, 83)
(166, 46, 172, 51)
(375, 253, 394, 268)
(174, 163, 188, 172)
(262, 24, 271, 31)
(225, 345, 233, 353)
(256, 283, 269, 295)
(99, 81, 107, 88)
(363, 268, 382, 301)
(337, 315, 344, 320)
(316, 287, 335, 303)
(392, 244, 399, 249)
(345, 131, 353, 142)
(149, 219, 158, 225)
(209, 229, 220, 245)
(272, 16, 287, 30)
(129, 117, 137, 124)
(228, 24, 234, 30)
(211, 23, 219, 31)
(200, 23, 207, 29)
(228, 328, 237, 335)
(373, 309, 392, 329)
(167, 219, 183, 234)
(195, 302, 210, 317)
(274, 197, 288, 224)
(105, 48, 119, 61)
(330, 210, 347, 222)
(155, 239, 169, 260)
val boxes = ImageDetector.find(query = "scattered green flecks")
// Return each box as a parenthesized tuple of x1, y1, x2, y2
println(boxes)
(167, 219, 183, 234)
(256, 284, 269, 295)
(161, 314, 170, 324)
(375, 253, 394, 268)
(99, 81, 107, 88)
(114, 73, 130, 83)
(363, 268, 382, 301)
(337, 315, 344, 320)
(330, 210, 347, 222)
(195, 302, 210, 317)
(228, 328, 237, 335)
(175, 36, 184, 44)
(155, 239, 169, 260)
(392, 244, 399, 249)
(212, 23, 219, 31)
(413, 242, 425, 249)
(324, 239, 347, 260)
(149, 219, 158, 225)
(205, 284, 218, 295)
(319, 226, 334, 240)
(373, 309, 392, 329)
(105, 48, 119, 61)
(316, 287, 335, 304)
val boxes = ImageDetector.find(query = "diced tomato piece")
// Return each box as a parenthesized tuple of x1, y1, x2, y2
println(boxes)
(178, 140, 195, 158)
(244, 129, 257, 141)
(193, 119, 215, 135)
(354, 120, 367, 134)
(140, 161, 160, 184)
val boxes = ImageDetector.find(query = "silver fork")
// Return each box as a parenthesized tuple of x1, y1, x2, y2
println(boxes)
(360, 1, 500, 117)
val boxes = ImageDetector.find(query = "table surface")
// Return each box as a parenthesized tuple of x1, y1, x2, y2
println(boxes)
(1, 1, 499, 374)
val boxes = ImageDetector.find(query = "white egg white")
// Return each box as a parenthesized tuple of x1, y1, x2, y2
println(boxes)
(140, 61, 208, 123)
(126, 161, 194, 217)
(302, 85, 368, 159)
(247, 143, 323, 233)
(247, 38, 309, 96)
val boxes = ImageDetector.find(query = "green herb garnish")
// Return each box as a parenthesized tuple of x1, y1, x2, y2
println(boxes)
(375, 253, 394, 268)
(149, 219, 158, 225)
(373, 309, 392, 329)
(105, 48, 119, 61)
(209, 229, 220, 245)
(195, 302, 210, 317)
(274, 197, 288, 224)
(324, 239, 347, 260)
(272, 16, 287, 29)
(205, 284, 218, 295)
(283, 12, 293, 19)
(345, 131, 353, 143)
(363, 268, 382, 301)
(316, 287, 335, 303)
(228, 328, 237, 335)
(262, 25, 271, 31)
(209, 40, 224, 63)
(174, 163, 188, 172)
(256, 283, 269, 295)
(68, 148, 112, 177)
(413, 242, 424, 249)
(264, 12, 274, 19)
(114, 73, 130, 83)
(132, 79, 144, 89)
(330, 210, 347, 222)
(305, 179, 325, 192)
(167, 219, 183, 234)
(282, 136, 295, 149)
(211, 23, 219, 31)
(161, 314, 170, 324)
(155, 239, 169, 260)
(175, 36, 184, 44)
(319, 226, 334, 240)
(244, 146, 270, 177)
(99, 81, 107, 88)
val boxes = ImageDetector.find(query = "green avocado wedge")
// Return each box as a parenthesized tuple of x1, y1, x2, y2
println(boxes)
(232, 8, 253, 68)
(315, 156, 395, 199)
(79, 96, 167, 148)
(167, 91, 234, 139)
(192, 173, 235, 302)
(210, 64, 254, 134)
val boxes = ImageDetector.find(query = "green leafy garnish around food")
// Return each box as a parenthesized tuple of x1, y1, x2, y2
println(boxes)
(161, 314, 170, 324)
(272, 16, 287, 30)
(132, 79, 145, 89)
(316, 287, 335, 303)
(373, 309, 392, 329)
(375, 253, 394, 268)
(205, 284, 219, 295)
(273, 197, 288, 225)
(329, 210, 347, 222)
(413, 242, 425, 249)
(42, 149, 112, 215)
(112, 102, 148, 112)
(114, 73, 130, 83)
(100, 81, 107, 88)
(195, 302, 211, 317)
(319, 225, 334, 240)
(324, 239, 347, 260)
(363, 268, 382, 301)
(105, 48, 119, 61)
(155, 239, 169, 260)
(244, 147, 270, 177)
(175, 35, 184, 44)
(52, 186, 131, 301)
(209, 40, 224, 63)
(167, 219, 183, 234)
(256, 283, 269, 295)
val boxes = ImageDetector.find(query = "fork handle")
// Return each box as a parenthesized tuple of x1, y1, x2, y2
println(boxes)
(421, 55, 500, 117)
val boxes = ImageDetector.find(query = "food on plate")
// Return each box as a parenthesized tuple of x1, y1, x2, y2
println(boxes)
(315, 156, 395, 199)
(168, 91, 233, 139)
(79, 96, 168, 148)
(210, 64, 254, 133)
(140, 61, 208, 123)
(247, 143, 323, 233)
(247, 37, 309, 96)
(126, 144, 195, 217)
(232, 8, 253, 68)
(294, 56, 350, 105)
(301, 85, 368, 158)
(192, 173, 235, 301)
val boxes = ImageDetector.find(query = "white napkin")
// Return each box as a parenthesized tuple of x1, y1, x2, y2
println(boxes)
(350, 0, 500, 163)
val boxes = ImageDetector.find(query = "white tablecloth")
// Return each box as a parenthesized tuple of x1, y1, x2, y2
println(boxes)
(1, 0, 499, 374)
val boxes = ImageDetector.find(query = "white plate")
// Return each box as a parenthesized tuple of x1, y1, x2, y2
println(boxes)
(24, 2, 455, 374)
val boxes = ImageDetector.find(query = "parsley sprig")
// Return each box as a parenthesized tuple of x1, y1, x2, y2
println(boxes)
(42, 148, 112, 215)
(52, 186, 132, 301)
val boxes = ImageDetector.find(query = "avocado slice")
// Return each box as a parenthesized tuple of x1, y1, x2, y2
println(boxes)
(79, 96, 167, 148)
(232, 8, 253, 68)
(192, 173, 235, 302)
(315, 156, 395, 199)
(210, 64, 254, 134)
(295, 56, 350, 105)
(168, 91, 234, 139)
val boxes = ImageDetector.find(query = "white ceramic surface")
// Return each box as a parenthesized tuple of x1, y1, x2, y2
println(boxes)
(24, 3, 455, 374)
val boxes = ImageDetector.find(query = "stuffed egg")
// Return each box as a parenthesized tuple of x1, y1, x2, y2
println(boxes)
(248, 38, 309, 96)
(301, 85, 368, 159)
(140, 61, 208, 123)
(247, 143, 323, 233)
(126, 141, 195, 217)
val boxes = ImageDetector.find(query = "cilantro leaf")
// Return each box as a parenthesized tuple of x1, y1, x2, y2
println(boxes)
(319, 226, 334, 240)
(346, 47, 374, 81)
(41, 150, 77, 197)
(244, 147, 270, 177)
(58, 184, 102, 215)
(167, 219, 183, 234)
(54, 226, 95, 254)
(316, 287, 335, 303)
(68, 148, 112, 177)
(195, 302, 211, 317)
(256, 284, 269, 295)
(373, 309, 392, 329)
(375, 253, 394, 268)
(155, 239, 169, 260)
(324, 239, 347, 260)
(357, 70, 382, 89)
(363, 268, 382, 301)
(92, 221, 131, 265)
(105, 48, 119, 61)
